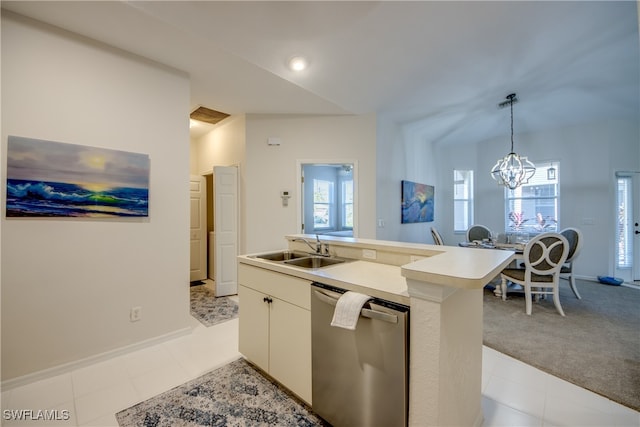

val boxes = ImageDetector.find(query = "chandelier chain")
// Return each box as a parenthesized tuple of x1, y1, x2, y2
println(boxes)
(510, 95, 514, 153)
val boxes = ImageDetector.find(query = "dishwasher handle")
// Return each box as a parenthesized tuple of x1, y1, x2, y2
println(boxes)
(313, 289, 398, 324)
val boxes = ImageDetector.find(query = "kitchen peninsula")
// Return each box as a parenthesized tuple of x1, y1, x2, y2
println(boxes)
(237, 234, 513, 427)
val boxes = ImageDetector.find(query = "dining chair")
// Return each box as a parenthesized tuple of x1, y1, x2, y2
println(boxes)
(430, 227, 444, 245)
(559, 227, 583, 299)
(466, 224, 492, 242)
(500, 232, 570, 316)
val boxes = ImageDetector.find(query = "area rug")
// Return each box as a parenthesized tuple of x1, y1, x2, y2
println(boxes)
(190, 285, 238, 327)
(483, 279, 640, 411)
(116, 358, 326, 427)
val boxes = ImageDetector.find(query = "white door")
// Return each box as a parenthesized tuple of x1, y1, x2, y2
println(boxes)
(214, 166, 239, 296)
(189, 175, 207, 282)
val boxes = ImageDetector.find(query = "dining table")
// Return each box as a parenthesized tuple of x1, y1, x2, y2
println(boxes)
(458, 240, 525, 298)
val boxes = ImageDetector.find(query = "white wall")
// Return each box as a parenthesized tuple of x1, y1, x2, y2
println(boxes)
(416, 119, 639, 279)
(1, 13, 192, 380)
(191, 114, 246, 252)
(244, 114, 377, 253)
(191, 114, 247, 177)
(376, 117, 443, 244)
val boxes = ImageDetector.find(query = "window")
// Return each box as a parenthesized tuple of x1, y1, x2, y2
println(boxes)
(313, 179, 333, 229)
(453, 170, 473, 232)
(341, 179, 354, 229)
(505, 161, 559, 234)
(616, 174, 632, 269)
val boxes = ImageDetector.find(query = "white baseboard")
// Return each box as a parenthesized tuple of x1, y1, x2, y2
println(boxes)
(1, 326, 193, 391)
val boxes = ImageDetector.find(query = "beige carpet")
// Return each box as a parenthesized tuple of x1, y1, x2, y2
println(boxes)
(483, 279, 640, 411)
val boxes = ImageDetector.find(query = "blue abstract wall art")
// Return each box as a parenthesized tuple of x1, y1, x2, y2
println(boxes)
(401, 180, 434, 223)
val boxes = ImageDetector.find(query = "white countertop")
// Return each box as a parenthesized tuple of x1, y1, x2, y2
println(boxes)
(401, 245, 514, 289)
(239, 236, 514, 306)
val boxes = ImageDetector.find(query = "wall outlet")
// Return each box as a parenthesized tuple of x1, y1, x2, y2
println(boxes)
(362, 249, 377, 260)
(130, 306, 142, 322)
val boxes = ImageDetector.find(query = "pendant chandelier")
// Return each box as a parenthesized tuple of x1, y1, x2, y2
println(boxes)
(490, 93, 535, 190)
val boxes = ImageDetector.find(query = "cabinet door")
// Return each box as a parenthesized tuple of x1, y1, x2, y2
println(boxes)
(238, 285, 269, 372)
(269, 297, 312, 404)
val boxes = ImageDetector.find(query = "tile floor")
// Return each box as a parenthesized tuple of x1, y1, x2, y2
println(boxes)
(2, 297, 638, 427)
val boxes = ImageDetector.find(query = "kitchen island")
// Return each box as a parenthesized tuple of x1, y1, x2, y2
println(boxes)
(238, 234, 513, 427)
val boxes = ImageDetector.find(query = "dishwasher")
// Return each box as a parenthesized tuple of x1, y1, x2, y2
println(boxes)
(311, 282, 409, 427)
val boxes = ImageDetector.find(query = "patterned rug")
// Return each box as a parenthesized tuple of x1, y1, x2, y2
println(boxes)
(190, 285, 238, 327)
(116, 358, 326, 427)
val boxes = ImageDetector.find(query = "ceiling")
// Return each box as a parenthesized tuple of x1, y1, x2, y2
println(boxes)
(3, 1, 639, 144)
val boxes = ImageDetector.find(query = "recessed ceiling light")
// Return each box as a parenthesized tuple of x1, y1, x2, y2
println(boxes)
(288, 56, 308, 72)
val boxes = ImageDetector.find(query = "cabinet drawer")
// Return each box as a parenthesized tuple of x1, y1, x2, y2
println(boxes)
(238, 264, 311, 309)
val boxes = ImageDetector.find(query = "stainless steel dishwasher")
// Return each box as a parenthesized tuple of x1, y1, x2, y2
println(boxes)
(311, 282, 409, 427)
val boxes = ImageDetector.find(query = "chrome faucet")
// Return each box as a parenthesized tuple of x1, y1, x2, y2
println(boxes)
(316, 235, 330, 256)
(292, 234, 330, 256)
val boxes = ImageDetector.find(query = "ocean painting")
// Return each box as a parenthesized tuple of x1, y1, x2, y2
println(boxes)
(6, 136, 150, 218)
(401, 180, 434, 223)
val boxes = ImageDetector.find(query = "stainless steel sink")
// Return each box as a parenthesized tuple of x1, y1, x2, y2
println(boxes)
(253, 251, 309, 261)
(284, 256, 346, 269)
(251, 250, 349, 269)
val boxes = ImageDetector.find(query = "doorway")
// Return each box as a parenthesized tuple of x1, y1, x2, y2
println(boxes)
(298, 161, 357, 237)
(190, 175, 207, 282)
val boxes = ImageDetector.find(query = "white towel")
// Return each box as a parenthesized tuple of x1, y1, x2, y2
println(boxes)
(330, 291, 372, 330)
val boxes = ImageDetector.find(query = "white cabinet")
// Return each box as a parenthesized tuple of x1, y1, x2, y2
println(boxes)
(238, 285, 270, 370)
(238, 264, 312, 404)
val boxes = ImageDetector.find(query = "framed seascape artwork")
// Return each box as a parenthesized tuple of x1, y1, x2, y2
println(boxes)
(401, 180, 434, 223)
(6, 136, 150, 218)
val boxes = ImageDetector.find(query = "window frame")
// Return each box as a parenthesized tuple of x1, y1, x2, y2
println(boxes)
(453, 169, 474, 233)
(340, 178, 354, 230)
(312, 178, 334, 230)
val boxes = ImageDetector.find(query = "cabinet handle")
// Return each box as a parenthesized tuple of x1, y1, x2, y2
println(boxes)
(263, 296, 273, 304)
